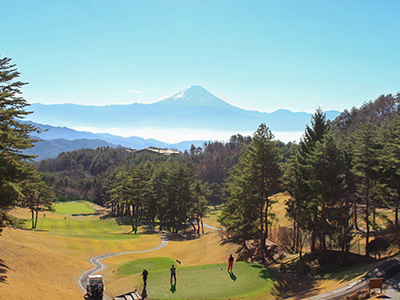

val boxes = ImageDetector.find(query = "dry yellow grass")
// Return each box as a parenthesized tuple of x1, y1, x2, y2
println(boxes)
(0, 206, 162, 300)
(0, 227, 88, 300)
(269, 192, 292, 228)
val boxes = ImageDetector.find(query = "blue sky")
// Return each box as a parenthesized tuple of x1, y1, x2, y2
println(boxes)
(2, 0, 400, 115)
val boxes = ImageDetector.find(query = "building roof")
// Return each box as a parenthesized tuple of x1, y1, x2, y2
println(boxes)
(133, 147, 181, 156)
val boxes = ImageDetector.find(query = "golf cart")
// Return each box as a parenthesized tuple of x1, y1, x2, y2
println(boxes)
(86, 275, 105, 299)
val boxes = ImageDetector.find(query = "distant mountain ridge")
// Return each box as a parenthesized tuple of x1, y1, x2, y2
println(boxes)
(24, 138, 117, 160)
(27, 86, 341, 133)
(24, 121, 206, 160)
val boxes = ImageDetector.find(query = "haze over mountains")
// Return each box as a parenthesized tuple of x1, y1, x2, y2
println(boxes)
(29, 85, 340, 133)
(25, 86, 341, 160)
(23, 121, 205, 160)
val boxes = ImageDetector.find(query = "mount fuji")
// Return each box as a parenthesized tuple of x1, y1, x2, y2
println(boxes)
(156, 85, 239, 110)
(28, 85, 340, 134)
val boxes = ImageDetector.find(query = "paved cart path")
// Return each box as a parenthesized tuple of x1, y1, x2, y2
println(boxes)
(78, 234, 168, 300)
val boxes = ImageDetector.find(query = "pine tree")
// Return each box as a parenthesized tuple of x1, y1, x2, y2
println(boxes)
(221, 124, 281, 263)
(20, 163, 54, 229)
(308, 130, 350, 251)
(284, 108, 329, 252)
(351, 122, 382, 256)
(0, 56, 40, 233)
(380, 116, 400, 226)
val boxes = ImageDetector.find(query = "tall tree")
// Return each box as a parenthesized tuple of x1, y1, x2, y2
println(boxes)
(20, 164, 54, 229)
(0, 56, 40, 233)
(308, 130, 350, 251)
(190, 180, 209, 234)
(380, 116, 400, 226)
(351, 122, 382, 256)
(165, 159, 195, 233)
(285, 108, 329, 252)
(221, 124, 281, 263)
(109, 170, 136, 232)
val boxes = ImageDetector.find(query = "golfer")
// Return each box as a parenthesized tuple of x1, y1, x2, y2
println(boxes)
(228, 254, 234, 272)
(141, 269, 149, 285)
(170, 264, 176, 283)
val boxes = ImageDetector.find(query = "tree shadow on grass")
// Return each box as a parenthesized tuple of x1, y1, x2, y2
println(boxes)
(115, 217, 131, 225)
(270, 265, 321, 299)
(121, 232, 139, 236)
(71, 212, 101, 217)
(19, 227, 49, 232)
(165, 233, 200, 242)
(249, 263, 321, 299)
(250, 264, 273, 280)
(219, 237, 235, 246)
(0, 259, 11, 284)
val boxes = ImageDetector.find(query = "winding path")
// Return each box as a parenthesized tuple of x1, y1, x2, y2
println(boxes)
(77, 221, 224, 299)
(78, 234, 168, 300)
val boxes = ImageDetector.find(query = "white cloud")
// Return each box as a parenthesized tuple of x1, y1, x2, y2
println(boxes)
(129, 89, 144, 94)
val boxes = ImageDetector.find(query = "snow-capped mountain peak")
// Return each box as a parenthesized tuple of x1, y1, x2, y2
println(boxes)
(156, 85, 237, 110)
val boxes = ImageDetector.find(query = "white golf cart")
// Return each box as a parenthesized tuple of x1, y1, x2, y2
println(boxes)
(86, 275, 105, 299)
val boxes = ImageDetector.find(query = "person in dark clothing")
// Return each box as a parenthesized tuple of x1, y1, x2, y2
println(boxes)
(141, 269, 149, 286)
(170, 264, 176, 283)
(228, 254, 234, 272)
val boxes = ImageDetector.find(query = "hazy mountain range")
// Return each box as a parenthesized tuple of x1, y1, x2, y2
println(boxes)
(25, 86, 341, 160)
(28, 86, 340, 132)
(23, 121, 206, 160)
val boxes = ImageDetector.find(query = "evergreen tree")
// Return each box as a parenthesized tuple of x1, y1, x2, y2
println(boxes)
(190, 180, 209, 234)
(380, 116, 400, 226)
(285, 108, 329, 252)
(109, 170, 136, 231)
(20, 163, 54, 229)
(0, 56, 40, 233)
(308, 130, 350, 251)
(221, 124, 281, 263)
(351, 122, 382, 256)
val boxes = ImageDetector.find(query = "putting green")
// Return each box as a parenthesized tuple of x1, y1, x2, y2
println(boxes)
(54, 202, 96, 214)
(117, 259, 274, 299)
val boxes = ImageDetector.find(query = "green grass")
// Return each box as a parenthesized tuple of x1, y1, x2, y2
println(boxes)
(120, 259, 274, 299)
(117, 257, 175, 275)
(30, 217, 139, 240)
(54, 202, 96, 214)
